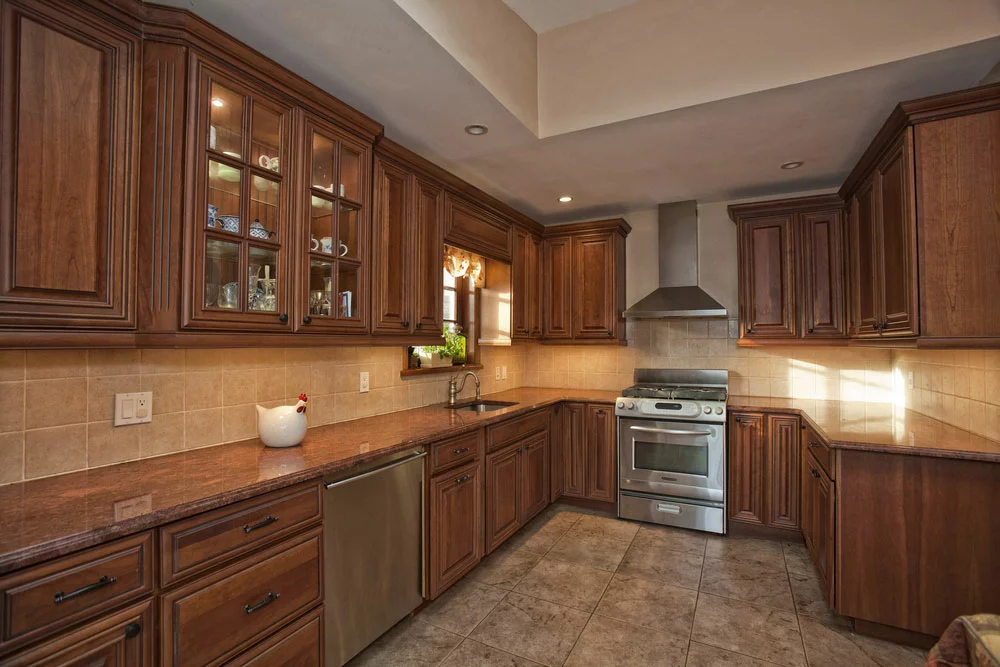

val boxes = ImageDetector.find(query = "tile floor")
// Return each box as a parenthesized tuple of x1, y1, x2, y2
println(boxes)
(348, 505, 929, 667)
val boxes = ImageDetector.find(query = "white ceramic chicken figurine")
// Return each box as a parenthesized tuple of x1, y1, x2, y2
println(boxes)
(256, 394, 308, 448)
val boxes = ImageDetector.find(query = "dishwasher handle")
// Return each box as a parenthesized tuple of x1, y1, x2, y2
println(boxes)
(324, 451, 426, 490)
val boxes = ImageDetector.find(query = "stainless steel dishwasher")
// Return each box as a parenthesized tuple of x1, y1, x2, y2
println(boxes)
(323, 448, 426, 666)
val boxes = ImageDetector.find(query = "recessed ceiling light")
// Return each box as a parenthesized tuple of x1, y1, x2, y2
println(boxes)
(780, 161, 804, 170)
(464, 124, 488, 136)
(211, 98, 224, 108)
(558, 195, 573, 203)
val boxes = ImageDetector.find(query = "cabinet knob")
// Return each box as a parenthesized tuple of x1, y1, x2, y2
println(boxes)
(811, 469, 820, 478)
(402, 320, 409, 328)
(416, 322, 422, 329)
(597, 409, 605, 414)
(747, 328, 755, 334)
(808, 328, 814, 334)
(124, 623, 141, 639)
(278, 313, 288, 324)
(302, 316, 312, 324)
(454, 474, 471, 484)
(734, 416, 741, 423)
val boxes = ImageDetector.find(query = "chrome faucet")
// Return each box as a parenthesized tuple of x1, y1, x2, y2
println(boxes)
(448, 371, 481, 405)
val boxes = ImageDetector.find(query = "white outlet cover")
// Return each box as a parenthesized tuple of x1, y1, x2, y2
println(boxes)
(114, 392, 152, 426)
(495, 367, 500, 380)
(907, 371, 914, 389)
(502, 365, 507, 380)
(359, 371, 370, 393)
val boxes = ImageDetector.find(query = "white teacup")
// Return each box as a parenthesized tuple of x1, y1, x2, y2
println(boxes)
(311, 236, 334, 254)
(257, 155, 279, 171)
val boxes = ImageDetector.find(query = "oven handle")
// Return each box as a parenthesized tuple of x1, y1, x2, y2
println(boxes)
(629, 425, 713, 437)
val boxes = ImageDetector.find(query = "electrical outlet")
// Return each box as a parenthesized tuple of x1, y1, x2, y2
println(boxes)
(502, 365, 507, 380)
(359, 371, 370, 393)
(495, 367, 500, 380)
(114, 392, 152, 426)
(907, 371, 914, 390)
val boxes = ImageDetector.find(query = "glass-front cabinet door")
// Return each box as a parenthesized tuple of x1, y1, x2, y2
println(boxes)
(187, 61, 294, 330)
(298, 113, 370, 333)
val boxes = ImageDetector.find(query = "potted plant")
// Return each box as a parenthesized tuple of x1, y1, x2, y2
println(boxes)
(413, 327, 467, 368)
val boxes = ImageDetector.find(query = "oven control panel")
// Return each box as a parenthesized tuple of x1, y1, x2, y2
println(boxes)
(615, 397, 726, 422)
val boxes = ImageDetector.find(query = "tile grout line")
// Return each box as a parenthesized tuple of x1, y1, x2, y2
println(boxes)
(431, 586, 511, 667)
(782, 543, 813, 667)
(683, 536, 708, 666)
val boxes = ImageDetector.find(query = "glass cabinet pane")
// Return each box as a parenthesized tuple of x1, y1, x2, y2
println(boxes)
(208, 160, 241, 233)
(248, 246, 278, 312)
(205, 238, 241, 310)
(308, 259, 334, 316)
(311, 132, 336, 194)
(310, 196, 335, 254)
(337, 264, 360, 319)
(209, 82, 243, 158)
(250, 175, 279, 239)
(337, 204, 359, 260)
(340, 144, 361, 201)
(251, 103, 281, 173)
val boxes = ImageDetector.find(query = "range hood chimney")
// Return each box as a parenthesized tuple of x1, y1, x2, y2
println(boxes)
(623, 200, 727, 318)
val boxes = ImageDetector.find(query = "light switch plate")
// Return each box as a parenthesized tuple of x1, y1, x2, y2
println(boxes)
(359, 371, 370, 393)
(495, 367, 500, 380)
(114, 392, 152, 426)
(502, 365, 507, 380)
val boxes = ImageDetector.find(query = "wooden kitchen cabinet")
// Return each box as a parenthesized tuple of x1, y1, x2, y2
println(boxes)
(519, 432, 550, 522)
(512, 228, 542, 339)
(730, 196, 846, 342)
(549, 403, 565, 501)
(728, 412, 766, 526)
(585, 405, 616, 502)
(542, 237, 573, 339)
(560, 402, 587, 497)
(485, 444, 522, 553)
(428, 459, 482, 599)
(0, 0, 140, 332)
(801, 449, 835, 605)
(766, 415, 800, 530)
(572, 234, 617, 340)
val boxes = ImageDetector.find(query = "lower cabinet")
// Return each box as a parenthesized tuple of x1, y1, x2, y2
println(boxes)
(801, 449, 835, 605)
(427, 459, 483, 599)
(485, 434, 550, 554)
(728, 412, 801, 532)
(227, 607, 323, 667)
(728, 412, 766, 525)
(560, 403, 587, 497)
(559, 402, 615, 503)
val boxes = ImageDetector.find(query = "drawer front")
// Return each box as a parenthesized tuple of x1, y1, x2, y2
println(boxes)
(160, 482, 321, 586)
(161, 528, 322, 667)
(488, 409, 548, 453)
(227, 606, 323, 667)
(430, 430, 482, 475)
(803, 424, 833, 479)
(0, 532, 152, 653)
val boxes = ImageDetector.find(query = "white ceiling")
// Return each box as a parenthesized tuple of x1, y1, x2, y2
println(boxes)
(169, 0, 1000, 222)
(499, 0, 642, 33)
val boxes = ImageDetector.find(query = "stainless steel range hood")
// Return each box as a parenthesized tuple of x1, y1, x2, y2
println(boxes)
(623, 201, 728, 318)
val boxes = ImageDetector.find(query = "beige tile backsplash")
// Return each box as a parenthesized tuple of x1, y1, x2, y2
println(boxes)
(0, 346, 524, 485)
(2, 322, 997, 486)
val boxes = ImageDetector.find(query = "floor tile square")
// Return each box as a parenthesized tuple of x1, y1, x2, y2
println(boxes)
(631, 524, 708, 556)
(418, 579, 507, 636)
(563, 615, 688, 667)
(705, 535, 786, 570)
(569, 514, 640, 542)
(594, 573, 697, 638)
(798, 616, 927, 667)
(699, 556, 795, 610)
(469, 544, 543, 590)
(348, 618, 462, 667)
(513, 557, 612, 612)
(469, 592, 590, 667)
(546, 530, 630, 572)
(691, 593, 806, 667)
(617, 543, 703, 590)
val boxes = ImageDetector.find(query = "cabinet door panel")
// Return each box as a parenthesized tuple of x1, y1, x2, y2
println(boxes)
(428, 461, 482, 598)
(562, 403, 587, 497)
(550, 405, 565, 502)
(739, 217, 796, 338)
(766, 415, 800, 530)
(529, 234, 543, 337)
(877, 134, 918, 337)
(485, 446, 520, 553)
(850, 178, 880, 336)
(572, 235, 616, 339)
(542, 238, 572, 339)
(371, 158, 410, 333)
(0, 2, 138, 328)
(412, 177, 443, 333)
(512, 228, 531, 339)
(520, 433, 549, 524)
(800, 441, 816, 553)
(585, 404, 615, 502)
(801, 210, 846, 338)
(728, 413, 765, 525)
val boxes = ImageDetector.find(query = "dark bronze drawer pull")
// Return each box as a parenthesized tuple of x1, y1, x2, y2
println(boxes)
(454, 474, 471, 484)
(452, 447, 470, 455)
(243, 515, 279, 534)
(54, 575, 117, 604)
(808, 440, 822, 448)
(245, 591, 280, 614)
(811, 469, 820, 478)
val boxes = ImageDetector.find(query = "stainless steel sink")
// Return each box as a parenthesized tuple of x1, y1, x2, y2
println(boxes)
(447, 400, 517, 413)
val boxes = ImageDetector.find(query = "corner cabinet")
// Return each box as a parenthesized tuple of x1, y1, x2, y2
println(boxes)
(557, 402, 616, 504)
(727, 411, 801, 534)
(0, 0, 140, 331)
(512, 228, 542, 340)
(730, 196, 846, 343)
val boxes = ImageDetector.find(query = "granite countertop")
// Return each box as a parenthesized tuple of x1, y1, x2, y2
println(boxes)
(0, 388, 619, 575)
(729, 395, 1000, 463)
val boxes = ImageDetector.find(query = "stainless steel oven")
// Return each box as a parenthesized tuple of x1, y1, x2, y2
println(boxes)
(619, 418, 724, 502)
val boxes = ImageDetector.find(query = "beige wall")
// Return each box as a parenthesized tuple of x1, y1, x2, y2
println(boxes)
(0, 345, 525, 486)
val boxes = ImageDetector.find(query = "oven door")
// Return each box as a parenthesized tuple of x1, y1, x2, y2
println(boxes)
(618, 418, 724, 502)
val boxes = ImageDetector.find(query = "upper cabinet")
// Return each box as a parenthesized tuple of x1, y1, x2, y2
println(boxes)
(512, 228, 542, 340)
(730, 196, 845, 343)
(0, 0, 140, 334)
(542, 220, 629, 344)
(444, 195, 513, 263)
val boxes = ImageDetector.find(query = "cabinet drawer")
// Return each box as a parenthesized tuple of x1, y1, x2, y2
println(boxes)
(226, 606, 323, 667)
(430, 430, 482, 474)
(161, 527, 322, 667)
(802, 424, 833, 479)
(0, 532, 152, 654)
(488, 410, 548, 453)
(160, 482, 321, 586)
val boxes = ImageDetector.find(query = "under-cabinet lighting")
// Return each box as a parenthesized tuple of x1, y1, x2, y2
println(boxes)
(211, 98, 225, 108)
